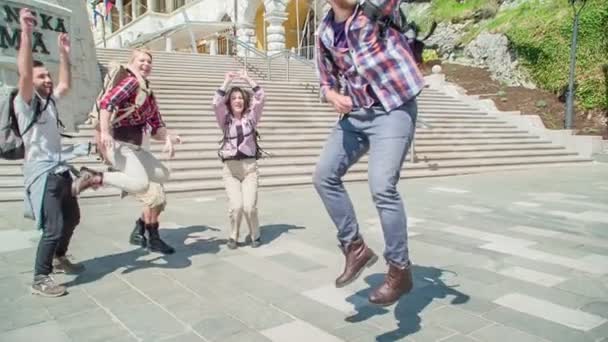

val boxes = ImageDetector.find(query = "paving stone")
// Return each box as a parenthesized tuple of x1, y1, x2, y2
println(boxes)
(273, 294, 351, 332)
(556, 276, 608, 299)
(0, 229, 40, 253)
(0, 295, 52, 333)
(221, 330, 273, 342)
(483, 307, 595, 342)
(330, 322, 385, 341)
(158, 331, 208, 342)
(218, 294, 294, 331)
(267, 252, 326, 272)
(470, 323, 547, 342)
(192, 315, 251, 341)
(110, 303, 187, 341)
(439, 334, 480, 342)
(57, 308, 134, 342)
(378, 322, 455, 342)
(580, 301, 608, 319)
(260, 320, 342, 342)
(43, 288, 99, 319)
(497, 266, 566, 287)
(423, 306, 493, 334)
(0, 321, 70, 342)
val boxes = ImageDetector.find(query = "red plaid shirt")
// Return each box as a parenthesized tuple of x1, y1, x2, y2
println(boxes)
(99, 75, 165, 135)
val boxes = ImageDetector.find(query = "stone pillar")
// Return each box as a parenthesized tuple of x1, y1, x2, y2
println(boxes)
(165, 36, 173, 51)
(147, 0, 154, 12)
(209, 39, 218, 55)
(237, 27, 255, 56)
(132, 0, 138, 19)
(265, 13, 287, 55)
(117, 0, 125, 27)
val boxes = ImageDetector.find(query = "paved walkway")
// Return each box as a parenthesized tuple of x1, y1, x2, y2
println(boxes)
(1, 164, 608, 342)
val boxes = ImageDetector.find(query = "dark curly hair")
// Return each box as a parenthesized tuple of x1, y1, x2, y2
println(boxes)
(225, 86, 251, 115)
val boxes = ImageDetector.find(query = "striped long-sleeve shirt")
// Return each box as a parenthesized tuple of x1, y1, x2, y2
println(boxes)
(315, 0, 425, 112)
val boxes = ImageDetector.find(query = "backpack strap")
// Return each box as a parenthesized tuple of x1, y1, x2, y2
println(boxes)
(359, 1, 403, 37)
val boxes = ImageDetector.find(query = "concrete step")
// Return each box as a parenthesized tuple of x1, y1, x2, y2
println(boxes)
(154, 108, 485, 116)
(157, 97, 475, 107)
(55, 138, 554, 151)
(149, 115, 505, 124)
(0, 155, 590, 202)
(73, 127, 531, 137)
(0, 147, 572, 171)
(122, 142, 565, 153)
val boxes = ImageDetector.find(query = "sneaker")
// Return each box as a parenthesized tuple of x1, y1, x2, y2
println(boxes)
(53, 256, 85, 275)
(71, 167, 102, 196)
(251, 238, 262, 248)
(245, 235, 262, 248)
(31, 275, 66, 297)
(227, 238, 238, 250)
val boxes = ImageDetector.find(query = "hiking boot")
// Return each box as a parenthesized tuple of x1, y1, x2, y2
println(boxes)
(71, 167, 103, 196)
(335, 237, 378, 288)
(31, 275, 66, 297)
(368, 263, 413, 306)
(227, 238, 238, 249)
(146, 223, 175, 255)
(129, 218, 147, 247)
(52, 256, 85, 275)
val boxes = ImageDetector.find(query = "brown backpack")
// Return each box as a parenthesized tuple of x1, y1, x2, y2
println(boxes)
(88, 62, 151, 161)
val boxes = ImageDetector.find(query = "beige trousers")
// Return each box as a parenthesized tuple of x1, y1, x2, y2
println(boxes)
(222, 159, 259, 242)
(103, 142, 170, 194)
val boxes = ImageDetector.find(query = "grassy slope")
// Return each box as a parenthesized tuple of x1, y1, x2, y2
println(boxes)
(417, 0, 608, 112)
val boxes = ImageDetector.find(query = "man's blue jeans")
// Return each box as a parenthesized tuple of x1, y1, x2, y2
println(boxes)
(313, 100, 417, 267)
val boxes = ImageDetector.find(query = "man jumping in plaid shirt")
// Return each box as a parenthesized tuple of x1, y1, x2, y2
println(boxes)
(313, 0, 424, 306)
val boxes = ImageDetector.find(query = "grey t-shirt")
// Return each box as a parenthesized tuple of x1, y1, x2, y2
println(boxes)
(13, 91, 64, 164)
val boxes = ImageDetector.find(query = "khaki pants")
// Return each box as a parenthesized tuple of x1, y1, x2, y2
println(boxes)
(134, 182, 167, 211)
(103, 142, 170, 194)
(222, 159, 259, 241)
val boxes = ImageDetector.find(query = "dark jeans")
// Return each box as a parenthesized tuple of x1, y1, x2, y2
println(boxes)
(34, 171, 81, 276)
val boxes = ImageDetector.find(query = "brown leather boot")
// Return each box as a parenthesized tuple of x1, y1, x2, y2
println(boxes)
(368, 263, 413, 306)
(335, 237, 378, 288)
(71, 167, 103, 196)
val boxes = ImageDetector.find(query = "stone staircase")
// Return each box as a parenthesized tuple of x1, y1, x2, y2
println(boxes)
(0, 49, 592, 202)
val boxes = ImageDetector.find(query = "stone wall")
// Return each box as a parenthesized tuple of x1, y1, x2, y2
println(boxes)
(0, 0, 101, 130)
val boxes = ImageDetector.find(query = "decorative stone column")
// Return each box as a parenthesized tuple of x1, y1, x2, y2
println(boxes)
(209, 39, 218, 55)
(131, 0, 137, 20)
(117, 0, 124, 27)
(146, 0, 154, 12)
(165, 36, 173, 51)
(237, 27, 256, 56)
(265, 12, 287, 55)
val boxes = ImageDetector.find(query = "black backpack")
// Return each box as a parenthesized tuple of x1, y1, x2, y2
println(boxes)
(0, 89, 52, 160)
(360, 1, 437, 65)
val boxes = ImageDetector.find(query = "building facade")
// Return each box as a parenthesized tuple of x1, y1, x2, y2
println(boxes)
(88, 0, 330, 57)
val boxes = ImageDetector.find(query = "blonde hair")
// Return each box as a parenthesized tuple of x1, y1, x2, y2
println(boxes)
(129, 48, 153, 63)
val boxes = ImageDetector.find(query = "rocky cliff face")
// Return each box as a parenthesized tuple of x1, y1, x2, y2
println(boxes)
(403, 0, 538, 88)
